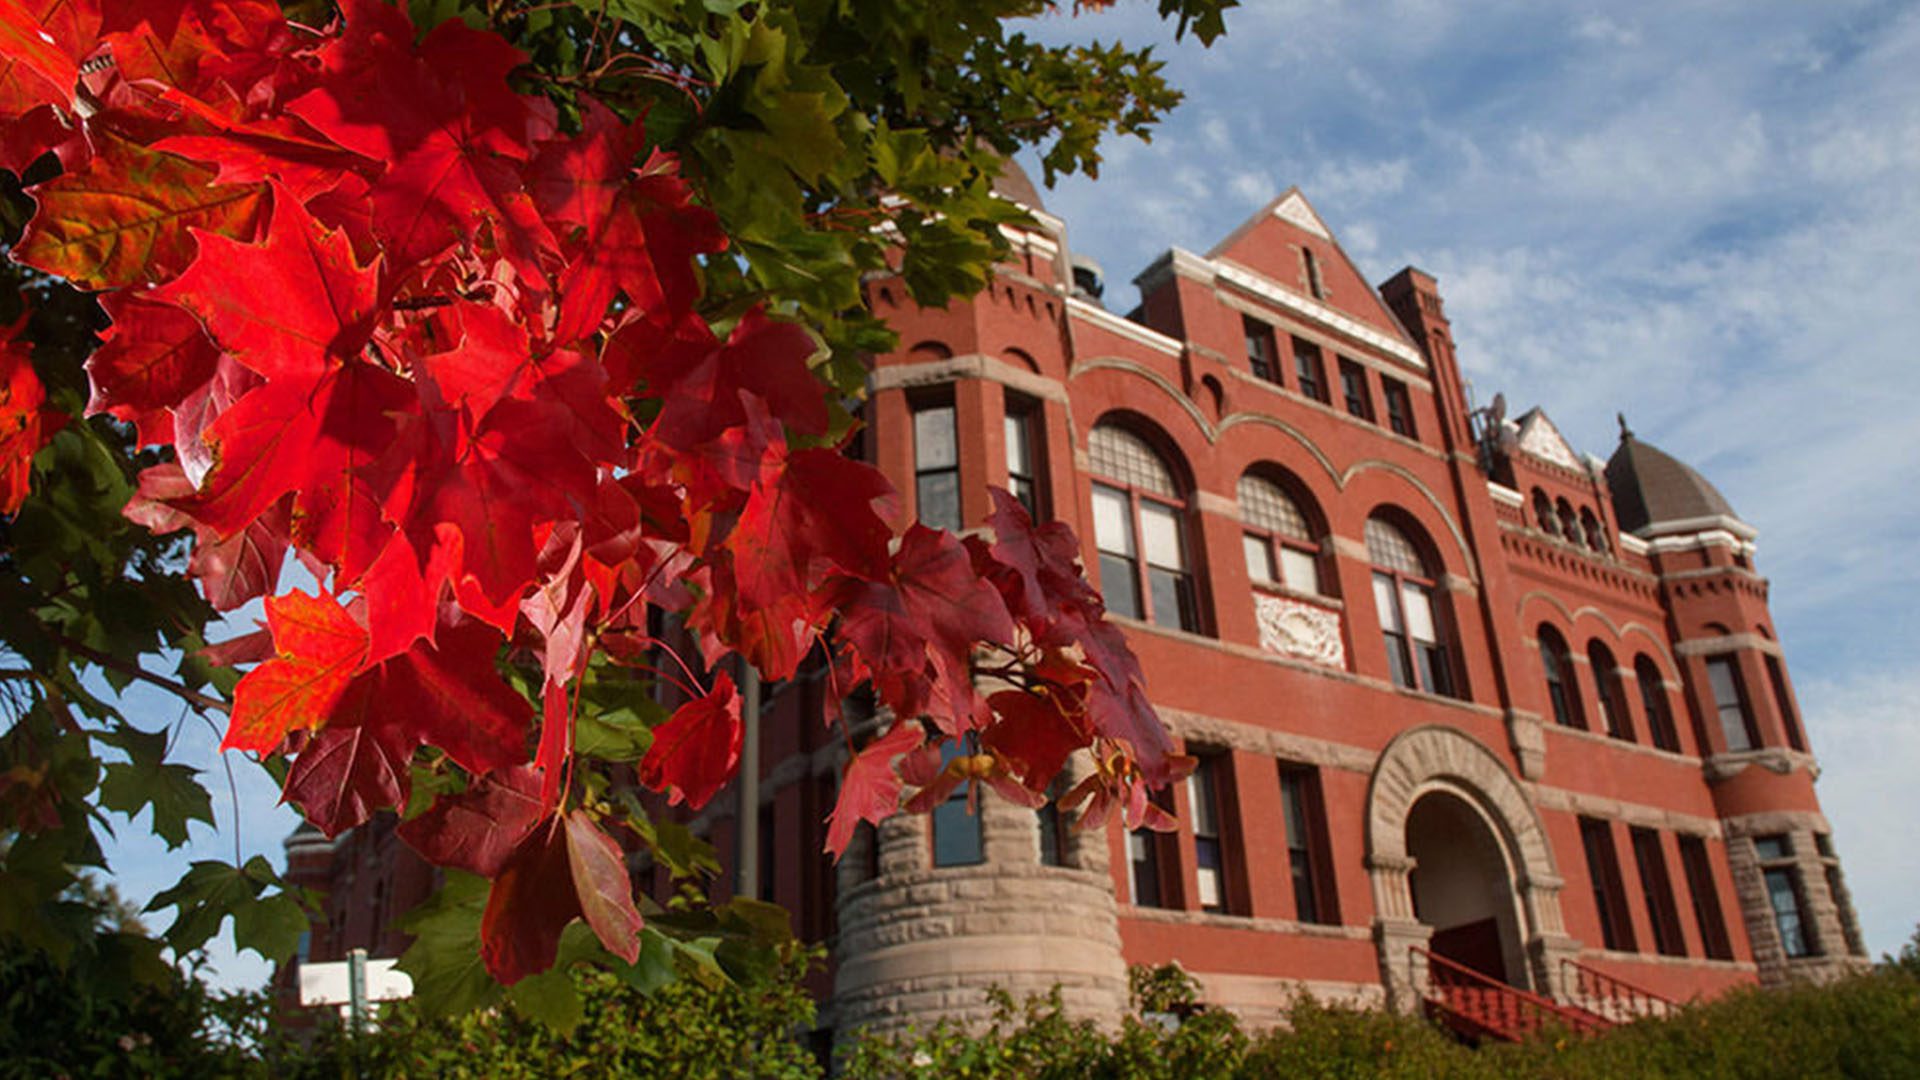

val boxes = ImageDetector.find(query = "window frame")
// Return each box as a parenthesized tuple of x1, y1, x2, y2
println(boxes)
(1187, 754, 1236, 914)
(1338, 357, 1374, 422)
(1238, 472, 1328, 597)
(1243, 314, 1279, 384)
(1291, 337, 1329, 404)
(911, 395, 962, 533)
(929, 740, 985, 868)
(1381, 377, 1416, 438)
(1367, 517, 1456, 698)
(1579, 816, 1638, 953)
(1636, 655, 1682, 753)
(1279, 764, 1339, 925)
(1126, 786, 1179, 909)
(1704, 655, 1760, 752)
(1089, 425, 1203, 634)
(1539, 625, 1584, 730)
(1764, 655, 1806, 752)
(1589, 641, 1635, 742)
(1676, 834, 1734, 960)
(1629, 827, 1687, 957)
(1003, 391, 1046, 521)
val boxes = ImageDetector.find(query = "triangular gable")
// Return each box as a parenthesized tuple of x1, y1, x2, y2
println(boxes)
(1515, 408, 1582, 471)
(1204, 187, 1415, 347)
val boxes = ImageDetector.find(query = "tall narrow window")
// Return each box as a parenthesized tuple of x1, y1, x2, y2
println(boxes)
(1636, 655, 1681, 752)
(1539, 625, 1583, 729)
(1243, 315, 1279, 383)
(1292, 338, 1328, 403)
(1302, 247, 1327, 298)
(1677, 834, 1734, 960)
(1338, 358, 1374, 422)
(1238, 473, 1326, 596)
(930, 740, 984, 867)
(1580, 817, 1637, 952)
(913, 399, 961, 532)
(1279, 765, 1338, 924)
(1188, 755, 1232, 913)
(1630, 828, 1687, 957)
(1580, 507, 1610, 555)
(1705, 656, 1758, 752)
(1089, 424, 1201, 633)
(1369, 516, 1455, 697)
(1037, 777, 1069, 868)
(1556, 498, 1579, 543)
(1004, 393, 1044, 520)
(1754, 834, 1816, 958)
(1765, 656, 1806, 752)
(1382, 378, 1416, 438)
(1589, 641, 1634, 742)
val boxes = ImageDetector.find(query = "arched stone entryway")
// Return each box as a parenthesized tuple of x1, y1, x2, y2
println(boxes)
(1365, 726, 1581, 1009)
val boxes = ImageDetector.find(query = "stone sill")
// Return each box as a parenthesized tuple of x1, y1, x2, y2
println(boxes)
(1119, 906, 1372, 942)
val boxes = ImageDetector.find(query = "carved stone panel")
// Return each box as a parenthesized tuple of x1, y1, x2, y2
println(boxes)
(1254, 592, 1345, 667)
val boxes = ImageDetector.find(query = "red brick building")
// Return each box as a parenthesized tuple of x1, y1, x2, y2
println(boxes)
(286, 175, 1866, 1038)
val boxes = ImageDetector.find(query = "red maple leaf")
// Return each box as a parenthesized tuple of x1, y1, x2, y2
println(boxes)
(605, 307, 828, 448)
(225, 590, 368, 753)
(150, 184, 380, 381)
(397, 765, 545, 878)
(285, 0, 554, 278)
(529, 99, 727, 343)
(0, 318, 67, 515)
(637, 672, 741, 810)
(824, 721, 923, 857)
(85, 293, 220, 446)
(729, 446, 895, 611)
(479, 809, 643, 984)
(279, 674, 412, 837)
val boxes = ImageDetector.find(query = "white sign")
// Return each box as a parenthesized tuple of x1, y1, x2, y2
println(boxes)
(298, 958, 414, 1007)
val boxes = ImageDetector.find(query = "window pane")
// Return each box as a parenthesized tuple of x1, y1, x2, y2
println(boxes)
(1188, 762, 1219, 838)
(1140, 501, 1185, 570)
(1004, 413, 1030, 474)
(1753, 835, 1791, 861)
(1400, 582, 1436, 642)
(1089, 425, 1177, 496)
(1765, 868, 1811, 957)
(1365, 518, 1425, 576)
(1148, 567, 1190, 631)
(1243, 534, 1276, 584)
(1092, 485, 1134, 556)
(913, 405, 957, 468)
(1281, 547, 1321, 594)
(1196, 840, 1223, 910)
(916, 471, 961, 533)
(1373, 573, 1402, 632)
(932, 798, 983, 866)
(1099, 553, 1142, 619)
(1237, 475, 1311, 541)
(1128, 830, 1161, 907)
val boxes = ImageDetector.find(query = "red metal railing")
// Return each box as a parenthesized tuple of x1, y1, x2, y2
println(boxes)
(1411, 947, 1608, 1043)
(1560, 957, 1680, 1023)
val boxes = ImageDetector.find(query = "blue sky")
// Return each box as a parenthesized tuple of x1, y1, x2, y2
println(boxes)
(1026, 0, 1920, 955)
(99, 0, 1920, 990)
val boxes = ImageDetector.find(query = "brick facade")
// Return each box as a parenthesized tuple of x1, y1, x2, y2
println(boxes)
(284, 180, 1867, 1036)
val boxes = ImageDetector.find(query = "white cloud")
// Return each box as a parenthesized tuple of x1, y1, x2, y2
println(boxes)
(1801, 666, 1920, 956)
(1574, 14, 1642, 47)
(1306, 156, 1411, 200)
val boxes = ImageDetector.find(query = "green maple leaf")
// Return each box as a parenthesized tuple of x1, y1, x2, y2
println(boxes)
(94, 726, 215, 849)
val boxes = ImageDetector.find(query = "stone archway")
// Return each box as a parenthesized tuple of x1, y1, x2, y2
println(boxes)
(1364, 726, 1580, 1009)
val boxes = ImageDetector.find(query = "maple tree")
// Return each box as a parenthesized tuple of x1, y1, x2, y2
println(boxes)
(0, 0, 1230, 1017)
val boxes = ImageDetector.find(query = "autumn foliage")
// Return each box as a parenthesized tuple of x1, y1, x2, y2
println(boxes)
(0, 0, 1187, 988)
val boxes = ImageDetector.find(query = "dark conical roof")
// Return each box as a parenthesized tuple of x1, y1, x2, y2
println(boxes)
(1605, 428, 1741, 534)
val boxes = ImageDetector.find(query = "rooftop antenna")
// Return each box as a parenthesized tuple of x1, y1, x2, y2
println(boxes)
(1617, 412, 1634, 441)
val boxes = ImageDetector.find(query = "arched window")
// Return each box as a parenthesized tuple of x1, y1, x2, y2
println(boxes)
(1238, 471, 1328, 596)
(1538, 625, 1582, 729)
(1556, 498, 1579, 543)
(1589, 641, 1634, 741)
(1533, 488, 1557, 536)
(1367, 514, 1454, 697)
(1579, 507, 1610, 555)
(1089, 423, 1201, 633)
(1636, 655, 1680, 752)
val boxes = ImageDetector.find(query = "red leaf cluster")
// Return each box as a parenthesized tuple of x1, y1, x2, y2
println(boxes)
(0, 0, 1176, 986)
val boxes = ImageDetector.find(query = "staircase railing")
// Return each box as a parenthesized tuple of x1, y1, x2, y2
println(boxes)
(1411, 946, 1608, 1043)
(1559, 957, 1680, 1023)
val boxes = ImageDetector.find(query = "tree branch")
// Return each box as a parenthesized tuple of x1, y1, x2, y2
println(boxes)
(56, 636, 230, 715)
